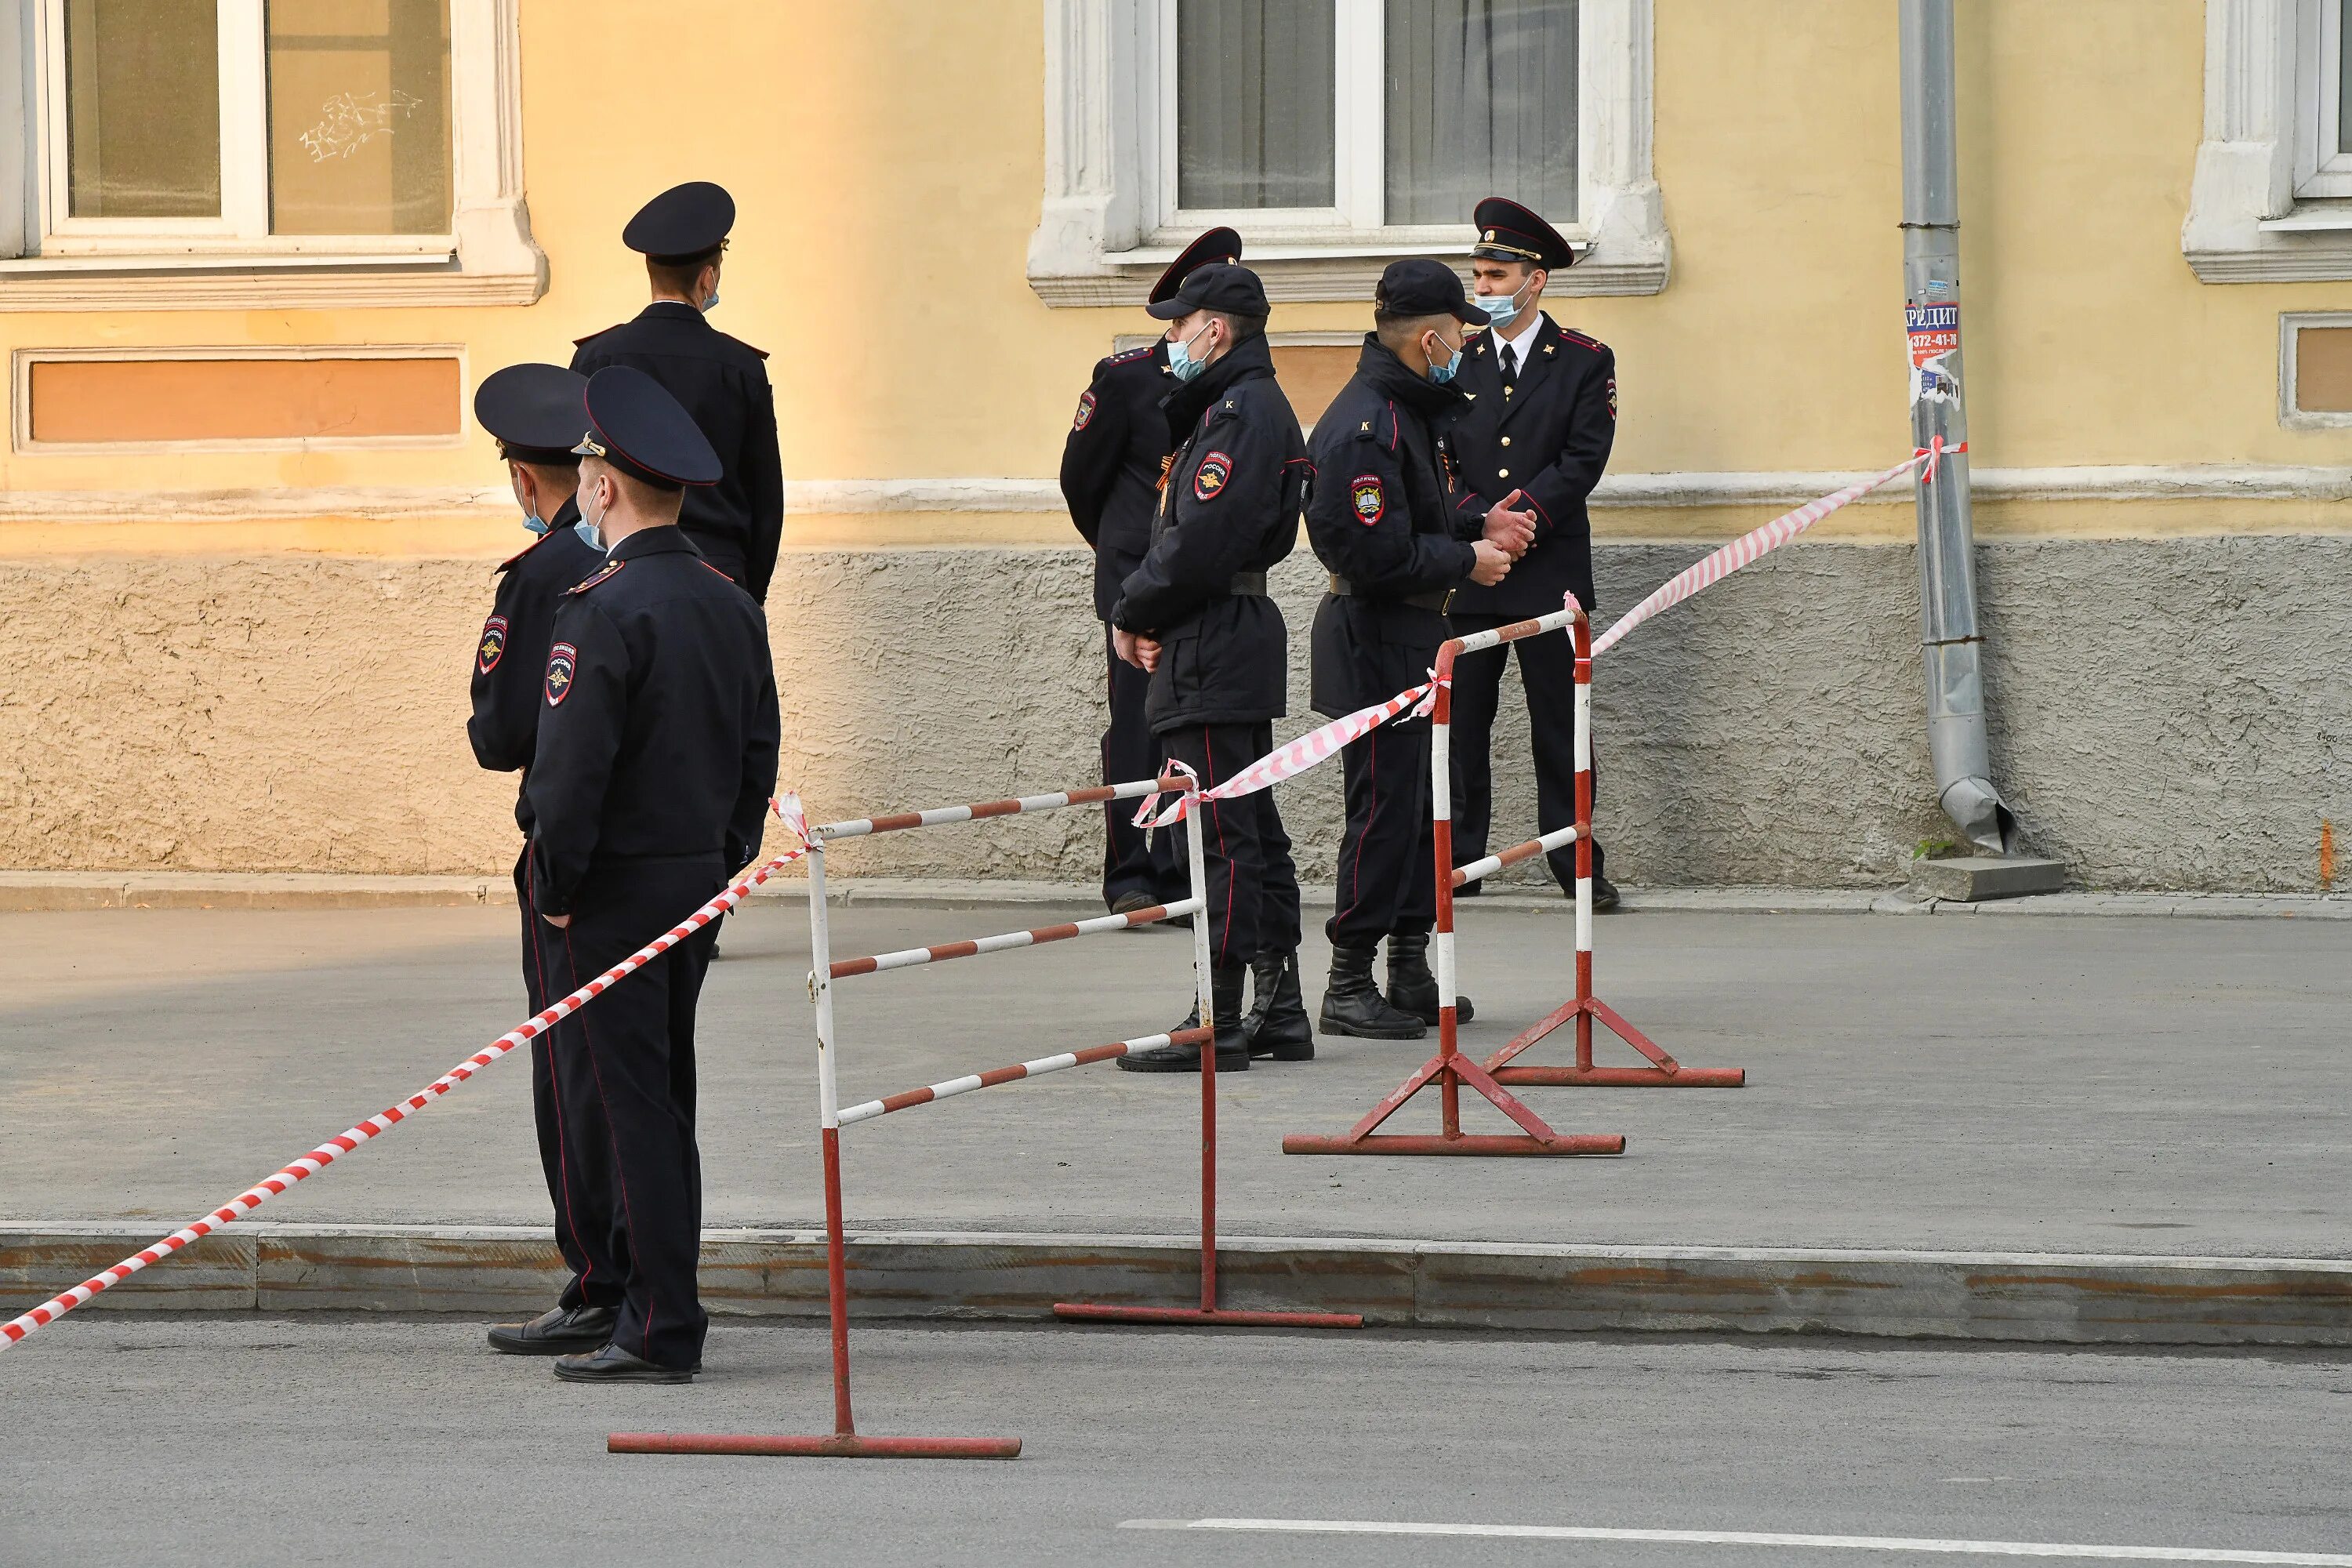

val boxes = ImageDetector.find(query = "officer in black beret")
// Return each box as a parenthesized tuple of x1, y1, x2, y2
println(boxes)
(467, 364, 605, 1352)
(1059, 227, 1239, 924)
(495, 365, 781, 1383)
(1446, 196, 1620, 909)
(1108, 262, 1312, 1072)
(571, 181, 785, 603)
(1306, 258, 1521, 1039)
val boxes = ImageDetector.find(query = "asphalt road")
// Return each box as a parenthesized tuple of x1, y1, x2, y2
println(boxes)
(2, 1316, 2347, 1566)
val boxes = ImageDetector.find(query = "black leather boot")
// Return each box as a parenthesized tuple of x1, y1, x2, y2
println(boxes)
(1243, 951, 1314, 1061)
(487, 1303, 617, 1356)
(1319, 943, 1427, 1040)
(1120, 965, 1252, 1072)
(1386, 930, 1474, 1025)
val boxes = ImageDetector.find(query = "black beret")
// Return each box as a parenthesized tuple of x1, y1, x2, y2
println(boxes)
(573, 365, 722, 490)
(1149, 227, 1243, 305)
(622, 181, 735, 263)
(1471, 196, 1577, 270)
(1374, 257, 1484, 326)
(1144, 261, 1269, 321)
(474, 362, 589, 466)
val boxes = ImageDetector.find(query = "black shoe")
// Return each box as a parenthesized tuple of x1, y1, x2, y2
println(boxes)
(552, 1343, 695, 1384)
(1319, 944, 1427, 1040)
(1120, 965, 1250, 1072)
(488, 1304, 618, 1356)
(1109, 890, 1160, 918)
(1590, 875, 1621, 913)
(1243, 951, 1314, 1061)
(1385, 931, 1474, 1025)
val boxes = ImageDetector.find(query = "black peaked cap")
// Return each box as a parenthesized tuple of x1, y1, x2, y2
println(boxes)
(476, 362, 590, 465)
(1374, 257, 1485, 326)
(574, 365, 723, 489)
(622, 181, 735, 263)
(1149, 227, 1243, 306)
(1471, 196, 1577, 270)
(1144, 261, 1269, 321)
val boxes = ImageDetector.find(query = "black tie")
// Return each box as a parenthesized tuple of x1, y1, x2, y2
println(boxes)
(1502, 345, 1519, 383)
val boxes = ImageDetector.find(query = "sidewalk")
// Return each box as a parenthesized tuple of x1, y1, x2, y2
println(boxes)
(3, 902, 2345, 1342)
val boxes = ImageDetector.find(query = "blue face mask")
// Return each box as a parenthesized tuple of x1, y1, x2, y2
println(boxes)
(1475, 277, 1534, 324)
(1167, 323, 1213, 383)
(574, 520, 603, 550)
(701, 289, 720, 312)
(521, 513, 550, 536)
(1428, 334, 1465, 385)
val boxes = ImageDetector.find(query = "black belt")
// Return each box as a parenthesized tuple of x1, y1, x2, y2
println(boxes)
(1327, 574, 1451, 614)
(1228, 572, 1268, 596)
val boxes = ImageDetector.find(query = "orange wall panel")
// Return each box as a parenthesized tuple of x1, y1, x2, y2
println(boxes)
(27, 355, 460, 445)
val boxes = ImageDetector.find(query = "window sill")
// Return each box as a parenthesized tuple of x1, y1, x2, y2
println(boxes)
(1030, 234, 1664, 308)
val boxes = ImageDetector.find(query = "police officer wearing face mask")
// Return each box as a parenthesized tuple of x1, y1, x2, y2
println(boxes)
(468, 364, 605, 1347)
(571, 181, 784, 603)
(1306, 258, 1521, 1040)
(1108, 262, 1313, 1073)
(1446, 198, 1620, 909)
(1060, 227, 1240, 920)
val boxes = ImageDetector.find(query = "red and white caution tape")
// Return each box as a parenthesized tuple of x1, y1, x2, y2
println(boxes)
(0, 795, 813, 1353)
(1589, 441, 1962, 658)
(1133, 681, 1439, 828)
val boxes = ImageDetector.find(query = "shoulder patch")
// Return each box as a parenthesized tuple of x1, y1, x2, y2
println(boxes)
(1607, 376, 1617, 420)
(1072, 389, 1098, 431)
(1558, 327, 1608, 353)
(544, 641, 578, 706)
(476, 615, 510, 674)
(1349, 474, 1386, 527)
(1192, 449, 1232, 503)
(567, 559, 624, 596)
(572, 323, 625, 348)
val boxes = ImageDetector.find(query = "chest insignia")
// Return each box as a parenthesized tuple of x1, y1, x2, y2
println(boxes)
(1350, 474, 1386, 527)
(544, 641, 578, 707)
(1192, 449, 1232, 503)
(568, 559, 624, 595)
(1072, 390, 1097, 431)
(477, 615, 510, 675)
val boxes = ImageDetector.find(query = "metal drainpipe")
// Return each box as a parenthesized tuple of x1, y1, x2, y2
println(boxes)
(1900, 0, 2017, 855)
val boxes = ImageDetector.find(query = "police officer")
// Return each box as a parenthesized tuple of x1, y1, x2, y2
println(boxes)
(1108, 261, 1312, 1071)
(1060, 227, 1240, 919)
(572, 181, 785, 603)
(468, 365, 607, 1358)
(1446, 198, 1620, 909)
(501, 366, 781, 1383)
(1307, 259, 1519, 1039)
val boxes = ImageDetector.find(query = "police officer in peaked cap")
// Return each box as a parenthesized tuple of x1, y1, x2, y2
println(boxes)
(1108, 260, 1314, 1073)
(572, 181, 786, 603)
(1306, 258, 1521, 1040)
(1446, 197, 1620, 909)
(492, 365, 781, 1383)
(468, 364, 606, 1353)
(1060, 227, 1241, 924)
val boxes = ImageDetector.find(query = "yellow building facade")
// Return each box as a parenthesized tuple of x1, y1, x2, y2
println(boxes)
(2, 0, 2344, 891)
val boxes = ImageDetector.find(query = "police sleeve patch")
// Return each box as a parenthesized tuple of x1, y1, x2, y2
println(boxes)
(1192, 449, 1232, 502)
(1072, 390, 1097, 432)
(545, 641, 578, 707)
(476, 615, 509, 674)
(1350, 474, 1385, 526)
(1606, 376, 1618, 420)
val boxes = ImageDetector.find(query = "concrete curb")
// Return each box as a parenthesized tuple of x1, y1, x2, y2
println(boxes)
(4, 870, 2345, 919)
(5, 1223, 2347, 1347)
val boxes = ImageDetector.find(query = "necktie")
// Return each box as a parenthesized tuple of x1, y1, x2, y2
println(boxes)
(1502, 346, 1519, 383)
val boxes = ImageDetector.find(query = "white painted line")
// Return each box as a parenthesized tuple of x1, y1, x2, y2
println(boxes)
(1117, 1519, 2352, 1564)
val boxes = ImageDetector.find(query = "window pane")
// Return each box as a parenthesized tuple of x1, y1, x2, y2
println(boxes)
(1385, 0, 1577, 226)
(267, 0, 452, 235)
(2339, 0, 2352, 154)
(65, 0, 223, 219)
(1178, 0, 1335, 210)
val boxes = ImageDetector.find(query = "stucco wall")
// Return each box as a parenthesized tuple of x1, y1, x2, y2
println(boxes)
(7, 536, 2342, 891)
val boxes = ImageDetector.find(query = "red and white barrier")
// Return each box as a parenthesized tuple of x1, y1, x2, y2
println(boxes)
(0, 797, 816, 1352)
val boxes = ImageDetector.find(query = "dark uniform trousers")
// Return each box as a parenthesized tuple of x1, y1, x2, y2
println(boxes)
(1329, 712, 1439, 949)
(1444, 612, 1605, 888)
(1161, 721, 1301, 967)
(526, 849, 724, 1370)
(1102, 622, 1185, 906)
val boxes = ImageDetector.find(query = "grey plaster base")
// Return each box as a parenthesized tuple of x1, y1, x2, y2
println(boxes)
(1907, 855, 2069, 901)
(5, 1223, 2347, 1348)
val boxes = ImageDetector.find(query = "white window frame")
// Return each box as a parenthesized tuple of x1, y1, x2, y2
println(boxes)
(2186, 0, 2352, 280)
(1030, 0, 1668, 306)
(0, 0, 543, 308)
(2276, 310, 2352, 426)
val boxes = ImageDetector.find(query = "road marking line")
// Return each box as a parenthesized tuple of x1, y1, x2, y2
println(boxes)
(1116, 1519, 2352, 1563)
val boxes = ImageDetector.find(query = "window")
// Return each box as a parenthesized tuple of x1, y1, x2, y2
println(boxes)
(1032, 0, 1665, 305)
(2295, 0, 2352, 196)
(2186, 0, 2352, 281)
(2, 0, 541, 308)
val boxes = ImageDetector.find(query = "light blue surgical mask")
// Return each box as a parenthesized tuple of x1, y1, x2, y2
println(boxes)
(576, 479, 608, 549)
(575, 520, 603, 550)
(1475, 277, 1534, 325)
(521, 512, 550, 536)
(1427, 332, 1465, 385)
(1167, 322, 1213, 383)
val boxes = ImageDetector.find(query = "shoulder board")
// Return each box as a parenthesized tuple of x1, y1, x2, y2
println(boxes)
(567, 559, 625, 595)
(1555, 327, 1609, 354)
(698, 560, 738, 582)
(572, 323, 625, 348)
(1347, 401, 1399, 448)
(1105, 343, 1155, 368)
(717, 329, 771, 361)
(495, 533, 547, 573)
